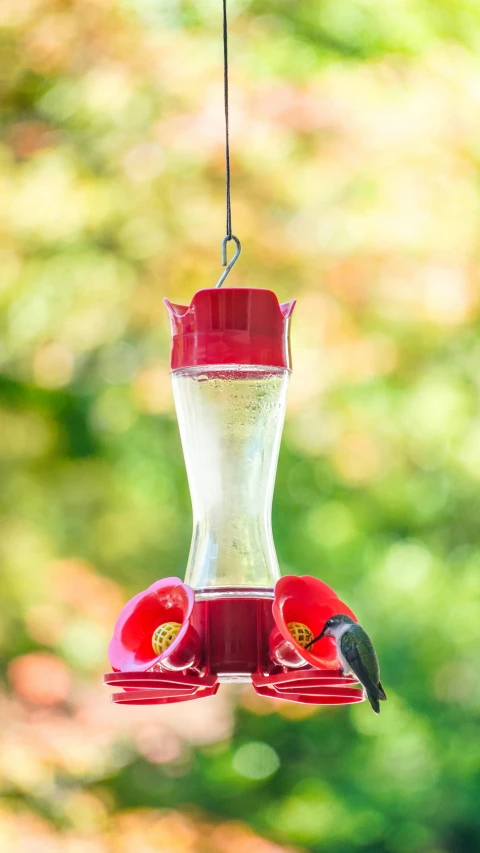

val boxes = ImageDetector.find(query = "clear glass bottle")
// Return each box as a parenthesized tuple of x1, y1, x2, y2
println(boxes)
(172, 364, 289, 599)
(165, 288, 295, 679)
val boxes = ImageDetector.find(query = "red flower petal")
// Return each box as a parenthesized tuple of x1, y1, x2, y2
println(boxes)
(109, 577, 196, 672)
(272, 575, 357, 670)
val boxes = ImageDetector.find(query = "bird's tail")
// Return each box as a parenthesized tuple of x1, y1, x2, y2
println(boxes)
(367, 682, 387, 714)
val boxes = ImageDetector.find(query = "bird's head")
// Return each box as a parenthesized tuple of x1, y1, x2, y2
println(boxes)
(314, 613, 355, 641)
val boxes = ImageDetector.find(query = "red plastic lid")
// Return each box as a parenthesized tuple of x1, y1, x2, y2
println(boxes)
(164, 288, 295, 370)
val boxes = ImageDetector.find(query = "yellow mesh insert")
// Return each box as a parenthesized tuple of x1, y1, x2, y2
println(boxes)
(152, 622, 182, 655)
(287, 621, 314, 649)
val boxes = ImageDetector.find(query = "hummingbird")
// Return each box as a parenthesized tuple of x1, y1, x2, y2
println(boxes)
(305, 614, 387, 714)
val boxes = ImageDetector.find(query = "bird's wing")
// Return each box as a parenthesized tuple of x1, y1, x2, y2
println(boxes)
(340, 629, 383, 700)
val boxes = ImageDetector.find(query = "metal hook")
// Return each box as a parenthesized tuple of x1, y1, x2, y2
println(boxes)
(215, 234, 242, 288)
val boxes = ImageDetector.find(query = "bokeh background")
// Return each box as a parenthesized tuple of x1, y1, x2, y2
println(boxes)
(2, 0, 480, 851)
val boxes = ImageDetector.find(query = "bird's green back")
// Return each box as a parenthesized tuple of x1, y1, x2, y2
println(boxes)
(342, 624, 380, 682)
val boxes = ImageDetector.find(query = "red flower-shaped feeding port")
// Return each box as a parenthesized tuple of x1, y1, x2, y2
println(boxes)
(271, 575, 357, 670)
(252, 575, 364, 706)
(108, 577, 197, 673)
(104, 577, 218, 704)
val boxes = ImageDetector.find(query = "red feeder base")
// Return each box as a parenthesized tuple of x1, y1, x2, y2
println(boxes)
(103, 671, 219, 704)
(252, 669, 364, 705)
(104, 591, 364, 706)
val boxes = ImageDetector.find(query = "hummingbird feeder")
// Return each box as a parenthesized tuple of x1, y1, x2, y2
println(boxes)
(104, 1, 364, 708)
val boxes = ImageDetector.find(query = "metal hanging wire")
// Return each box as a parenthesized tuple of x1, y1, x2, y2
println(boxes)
(215, 0, 241, 288)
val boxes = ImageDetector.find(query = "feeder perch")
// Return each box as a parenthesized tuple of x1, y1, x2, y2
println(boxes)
(104, 288, 364, 706)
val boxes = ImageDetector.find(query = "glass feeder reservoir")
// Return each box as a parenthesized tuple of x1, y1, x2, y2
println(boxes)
(172, 363, 288, 595)
(167, 289, 293, 682)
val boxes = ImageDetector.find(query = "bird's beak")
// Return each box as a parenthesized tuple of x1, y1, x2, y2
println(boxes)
(305, 626, 326, 649)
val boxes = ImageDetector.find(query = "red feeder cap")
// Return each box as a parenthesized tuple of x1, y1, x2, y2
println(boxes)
(164, 288, 296, 370)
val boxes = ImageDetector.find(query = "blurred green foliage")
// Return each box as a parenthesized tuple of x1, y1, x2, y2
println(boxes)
(1, 0, 480, 851)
